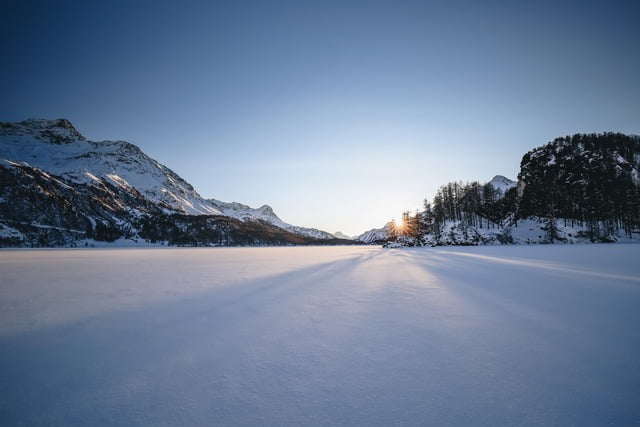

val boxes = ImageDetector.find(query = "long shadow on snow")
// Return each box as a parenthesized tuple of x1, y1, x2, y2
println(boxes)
(0, 249, 384, 425)
(389, 247, 640, 426)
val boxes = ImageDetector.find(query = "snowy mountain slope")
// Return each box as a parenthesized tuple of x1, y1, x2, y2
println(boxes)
(332, 231, 353, 240)
(209, 199, 336, 240)
(0, 119, 221, 216)
(0, 118, 337, 242)
(488, 175, 516, 195)
(357, 222, 392, 243)
(0, 159, 345, 247)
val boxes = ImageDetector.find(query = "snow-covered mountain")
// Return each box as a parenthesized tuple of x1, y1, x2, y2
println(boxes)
(357, 223, 392, 243)
(208, 199, 335, 240)
(332, 231, 353, 240)
(487, 175, 516, 196)
(0, 118, 222, 216)
(0, 118, 340, 245)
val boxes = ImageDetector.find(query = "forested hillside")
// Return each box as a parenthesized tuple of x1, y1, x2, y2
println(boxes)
(385, 133, 640, 246)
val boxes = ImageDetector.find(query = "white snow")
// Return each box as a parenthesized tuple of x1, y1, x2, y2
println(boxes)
(1, 245, 639, 425)
(333, 231, 354, 240)
(1, 119, 337, 239)
(357, 222, 392, 242)
(488, 175, 516, 195)
(209, 199, 336, 239)
(0, 120, 222, 216)
(419, 217, 640, 246)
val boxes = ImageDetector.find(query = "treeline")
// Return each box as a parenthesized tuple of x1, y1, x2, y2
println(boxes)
(430, 181, 517, 228)
(393, 181, 518, 242)
(391, 132, 640, 245)
(138, 214, 318, 246)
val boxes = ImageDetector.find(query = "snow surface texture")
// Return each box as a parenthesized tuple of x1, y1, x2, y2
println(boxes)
(1, 245, 640, 426)
(0, 119, 335, 240)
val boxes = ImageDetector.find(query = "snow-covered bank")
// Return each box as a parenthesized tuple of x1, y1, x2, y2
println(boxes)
(415, 217, 640, 246)
(1, 245, 639, 425)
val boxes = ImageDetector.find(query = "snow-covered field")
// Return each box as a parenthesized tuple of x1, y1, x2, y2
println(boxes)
(1, 245, 639, 425)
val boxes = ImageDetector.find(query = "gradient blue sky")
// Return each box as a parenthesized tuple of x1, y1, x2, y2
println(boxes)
(2, 0, 639, 236)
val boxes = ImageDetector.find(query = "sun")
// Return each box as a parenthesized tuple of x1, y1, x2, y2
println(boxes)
(392, 217, 405, 235)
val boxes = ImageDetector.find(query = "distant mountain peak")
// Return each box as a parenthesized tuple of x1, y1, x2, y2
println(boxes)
(490, 174, 512, 182)
(333, 231, 353, 240)
(357, 222, 393, 243)
(207, 199, 334, 239)
(488, 175, 516, 194)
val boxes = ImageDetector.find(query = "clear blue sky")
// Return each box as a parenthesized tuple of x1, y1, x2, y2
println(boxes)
(2, 0, 639, 236)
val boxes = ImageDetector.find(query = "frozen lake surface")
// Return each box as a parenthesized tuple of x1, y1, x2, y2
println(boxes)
(1, 245, 640, 425)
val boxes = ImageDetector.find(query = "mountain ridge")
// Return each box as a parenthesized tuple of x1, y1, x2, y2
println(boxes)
(0, 118, 344, 246)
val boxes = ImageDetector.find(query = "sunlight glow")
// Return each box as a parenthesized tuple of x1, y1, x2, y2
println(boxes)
(392, 217, 406, 236)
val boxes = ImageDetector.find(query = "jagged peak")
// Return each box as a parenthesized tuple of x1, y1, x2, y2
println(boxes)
(488, 175, 516, 194)
(1, 118, 86, 143)
(23, 117, 75, 128)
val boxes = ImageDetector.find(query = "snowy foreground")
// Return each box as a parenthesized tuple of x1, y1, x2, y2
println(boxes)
(1, 245, 640, 426)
